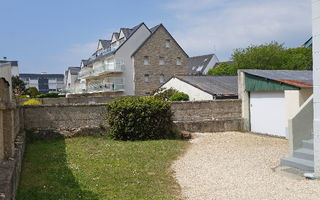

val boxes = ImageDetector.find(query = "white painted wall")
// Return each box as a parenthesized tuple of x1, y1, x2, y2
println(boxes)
(313, 0, 320, 176)
(285, 90, 300, 137)
(250, 91, 286, 137)
(203, 55, 219, 75)
(161, 77, 213, 101)
(115, 24, 151, 95)
(11, 66, 19, 77)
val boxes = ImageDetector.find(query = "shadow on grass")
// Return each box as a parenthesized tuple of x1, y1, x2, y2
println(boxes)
(16, 138, 99, 200)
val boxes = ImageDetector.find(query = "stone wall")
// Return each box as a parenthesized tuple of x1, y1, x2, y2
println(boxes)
(20, 96, 115, 105)
(133, 25, 188, 96)
(23, 99, 243, 134)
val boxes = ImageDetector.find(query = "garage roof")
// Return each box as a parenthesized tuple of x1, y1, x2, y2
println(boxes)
(242, 70, 313, 88)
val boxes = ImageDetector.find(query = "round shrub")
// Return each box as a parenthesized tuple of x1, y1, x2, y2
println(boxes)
(106, 96, 175, 140)
(151, 87, 179, 101)
(23, 99, 41, 105)
(26, 87, 40, 97)
(169, 92, 189, 101)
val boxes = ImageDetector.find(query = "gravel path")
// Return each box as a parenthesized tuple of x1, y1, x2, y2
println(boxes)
(172, 132, 320, 200)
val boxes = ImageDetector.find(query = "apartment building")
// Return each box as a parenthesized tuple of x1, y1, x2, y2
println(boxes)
(20, 73, 64, 94)
(64, 67, 80, 92)
(72, 22, 188, 96)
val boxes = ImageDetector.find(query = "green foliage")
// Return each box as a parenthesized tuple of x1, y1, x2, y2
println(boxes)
(26, 87, 40, 97)
(12, 76, 26, 98)
(151, 87, 179, 101)
(207, 62, 237, 75)
(19, 95, 29, 99)
(207, 41, 313, 75)
(36, 92, 65, 98)
(169, 92, 189, 101)
(106, 96, 176, 141)
(23, 99, 41, 105)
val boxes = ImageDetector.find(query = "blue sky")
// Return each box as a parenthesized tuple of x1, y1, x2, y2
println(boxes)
(0, 0, 312, 74)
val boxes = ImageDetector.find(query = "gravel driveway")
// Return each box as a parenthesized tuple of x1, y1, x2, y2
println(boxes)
(172, 132, 320, 200)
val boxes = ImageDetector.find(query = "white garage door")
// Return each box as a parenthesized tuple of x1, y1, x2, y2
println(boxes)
(250, 91, 286, 137)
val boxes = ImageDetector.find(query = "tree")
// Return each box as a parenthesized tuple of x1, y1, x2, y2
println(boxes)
(26, 87, 40, 97)
(207, 41, 313, 75)
(12, 76, 26, 98)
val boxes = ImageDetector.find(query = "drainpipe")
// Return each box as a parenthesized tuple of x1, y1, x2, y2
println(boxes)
(313, 0, 320, 176)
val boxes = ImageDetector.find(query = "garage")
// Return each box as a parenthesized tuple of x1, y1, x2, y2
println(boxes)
(250, 91, 286, 137)
(239, 70, 313, 138)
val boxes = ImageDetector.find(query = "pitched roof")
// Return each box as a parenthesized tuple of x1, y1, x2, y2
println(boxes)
(187, 54, 215, 74)
(173, 75, 238, 96)
(112, 32, 119, 40)
(131, 24, 188, 58)
(242, 70, 313, 88)
(68, 67, 81, 75)
(87, 23, 145, 65)
(99, 40, 111, 49)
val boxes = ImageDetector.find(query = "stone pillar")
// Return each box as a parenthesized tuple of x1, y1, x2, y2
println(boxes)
(3, 108, 15, 159)
(313, 0, 320, 176)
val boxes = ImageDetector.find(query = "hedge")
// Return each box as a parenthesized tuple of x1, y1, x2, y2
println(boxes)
(106, 96, 176, 140)
(169, 92, 189, 101)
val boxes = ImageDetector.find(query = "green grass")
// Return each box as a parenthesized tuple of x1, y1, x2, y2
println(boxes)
(17, 136, 188, 200)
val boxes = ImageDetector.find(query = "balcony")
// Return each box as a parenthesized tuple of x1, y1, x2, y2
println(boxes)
(78, 67, 93, 79)
(87, 79, 124, 93)
(93, 62, 125, 76)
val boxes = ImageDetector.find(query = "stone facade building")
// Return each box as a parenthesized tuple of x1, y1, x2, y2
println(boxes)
(70, 22, 188, 97)
(132, 24, 188, 95)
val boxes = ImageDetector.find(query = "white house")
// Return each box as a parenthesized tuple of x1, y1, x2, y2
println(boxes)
(71, 22, 188, 97)
(65, 67, 80, 92)
(186, 54, 219, 75)
(161, 75, 238, 101)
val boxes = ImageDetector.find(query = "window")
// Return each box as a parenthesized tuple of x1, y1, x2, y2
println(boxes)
(144, 74, 149, 83)
(165, 39, 170, 48)
(160, 74, 164, 83)
(176, 57, 182, 65)
(144, 56, 149, 65)
(159, 57, 164, 65)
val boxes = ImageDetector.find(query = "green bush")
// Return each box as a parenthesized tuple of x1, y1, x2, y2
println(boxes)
(23, 99, 41, 105)
(151, 87, 179, 101)
(19, 95, 29, 99)
(106, 96, 176, 140)
(26, 87, 40, 97)
(36, 93, 64, 98)
(169, 92, 189, 101)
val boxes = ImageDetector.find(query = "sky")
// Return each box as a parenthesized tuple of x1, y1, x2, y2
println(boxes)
(0, 0, 312, 74)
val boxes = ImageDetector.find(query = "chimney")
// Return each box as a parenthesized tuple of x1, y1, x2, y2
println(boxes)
(3, 57, 7, 61)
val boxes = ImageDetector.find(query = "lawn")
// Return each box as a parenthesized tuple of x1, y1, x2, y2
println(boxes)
(17, 136, 188, 200)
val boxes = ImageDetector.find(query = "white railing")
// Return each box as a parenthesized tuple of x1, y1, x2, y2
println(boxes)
(87, 78, 124, 93)
(78, 67, 93, 79)
(93, 62, 125, 76)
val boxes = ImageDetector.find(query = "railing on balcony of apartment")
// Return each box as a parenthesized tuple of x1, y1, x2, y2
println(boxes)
(93, 61, 125, 76)
(78, 67, 93, 79)
(87, 80, 124, 93)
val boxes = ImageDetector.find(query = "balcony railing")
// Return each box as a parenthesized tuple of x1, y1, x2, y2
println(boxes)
(93, 62, 125, 76)
(87, 79, 124, 93)
(78, 67, 93, 79)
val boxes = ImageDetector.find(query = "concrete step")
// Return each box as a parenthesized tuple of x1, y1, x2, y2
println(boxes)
(301, 139, 313, 150)
(293, 148, 314, 161)
(280, 156, 314, 172)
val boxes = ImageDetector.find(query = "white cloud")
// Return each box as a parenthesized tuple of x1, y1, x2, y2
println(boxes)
(165, 0, 312, 60)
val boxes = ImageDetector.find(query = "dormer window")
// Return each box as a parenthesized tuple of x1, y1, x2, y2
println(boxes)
(144, 56, 149, 65)
(165, 40, 170, 48)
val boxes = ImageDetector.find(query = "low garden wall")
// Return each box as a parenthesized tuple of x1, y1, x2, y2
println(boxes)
(20, 96, 114, 105)
(23, 99, 243, 135)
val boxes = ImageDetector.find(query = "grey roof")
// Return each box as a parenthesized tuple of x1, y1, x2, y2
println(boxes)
(0, 60, 18, 66)
(120, 28, 131, 38)
(150, 24, 160, 33)
(68, 67, 80, 75)
(99, 40, 111, 49)
(187, 54, 215, 74)
(242, 70, 313, 87)
(81, 59, 88, 66)
(175, 75, 238, 96)
(112, 32, 119, 40)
